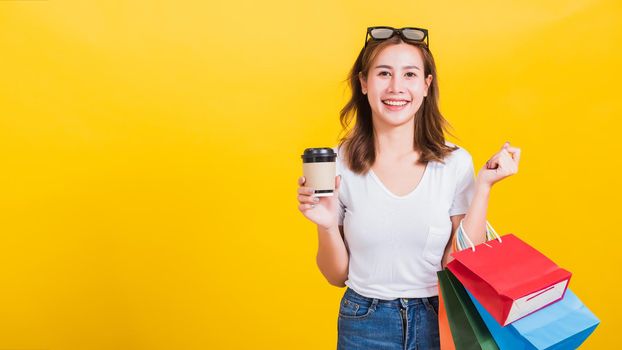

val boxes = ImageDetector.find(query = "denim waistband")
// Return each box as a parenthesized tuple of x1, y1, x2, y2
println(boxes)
(344, 287, 438, 309)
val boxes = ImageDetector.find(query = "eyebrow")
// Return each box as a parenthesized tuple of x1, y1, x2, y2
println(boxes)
(374, 65, 420, 70)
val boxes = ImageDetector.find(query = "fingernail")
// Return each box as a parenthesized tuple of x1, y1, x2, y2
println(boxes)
(313, 197, 319, 202)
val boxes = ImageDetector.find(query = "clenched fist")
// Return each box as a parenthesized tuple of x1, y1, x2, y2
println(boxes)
(477, 141, 521, 188)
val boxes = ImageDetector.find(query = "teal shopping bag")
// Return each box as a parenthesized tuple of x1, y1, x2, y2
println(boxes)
(467, 288, 599, 349)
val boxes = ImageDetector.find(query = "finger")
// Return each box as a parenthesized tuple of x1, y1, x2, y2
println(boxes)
(498, 155, 518, 174)
(298, 203, 316, 211)
(335, 174, 341, 192)
(502, 142, 522, 163)
(486, 155, 500, 169)
(298, 194, 319, 204)
(500, 148, 512, 159)
(506, 147, 521, 163)
(298, 186, 315, 195)
(298, 176, 306, 186)
(502, 149, 521, 166)
(498, 150, 512, 163)
(500, 147, 520, 166)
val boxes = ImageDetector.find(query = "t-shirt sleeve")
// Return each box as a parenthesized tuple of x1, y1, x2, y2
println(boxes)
(338, 196, 345, 226)
(449, 149, 476, 216)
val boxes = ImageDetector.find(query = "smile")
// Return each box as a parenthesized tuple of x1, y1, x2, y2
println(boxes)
(382, 99, 411, 110)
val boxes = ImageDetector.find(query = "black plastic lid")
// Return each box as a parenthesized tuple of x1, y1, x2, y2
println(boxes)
(301, 147, 337, 163)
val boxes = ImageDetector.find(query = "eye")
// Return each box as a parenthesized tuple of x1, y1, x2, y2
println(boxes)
(405, 72, 417, 78)
(378, 71, 391, 77)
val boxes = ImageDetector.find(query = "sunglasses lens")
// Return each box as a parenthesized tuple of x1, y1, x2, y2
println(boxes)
(370, 28, 394, 39)
(402, 29, 426, 41)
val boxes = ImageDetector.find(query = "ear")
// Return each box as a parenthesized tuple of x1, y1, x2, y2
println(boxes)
(358, 71, 367, 94)
(424, 74, 433, 97)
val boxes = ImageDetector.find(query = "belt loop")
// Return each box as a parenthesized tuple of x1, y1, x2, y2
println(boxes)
(371, 298, 379, 311)
(422, 297, 433, 311)
(400, 298, 408, 308)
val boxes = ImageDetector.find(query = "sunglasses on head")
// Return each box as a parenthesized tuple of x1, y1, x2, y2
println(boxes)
(364, 26, 429, 48)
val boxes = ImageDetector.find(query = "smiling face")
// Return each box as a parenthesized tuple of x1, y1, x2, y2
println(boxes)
(359, 43, 433, 128)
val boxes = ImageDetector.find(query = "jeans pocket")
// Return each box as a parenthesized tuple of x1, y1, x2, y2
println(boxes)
(338, 296, 375, 320)
(424, 296, 439, 317)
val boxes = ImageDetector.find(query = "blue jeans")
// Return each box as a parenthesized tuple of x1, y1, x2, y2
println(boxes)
(337, 287, 440, 350)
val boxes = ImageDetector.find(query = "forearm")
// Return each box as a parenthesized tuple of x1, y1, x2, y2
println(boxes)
(461, 183, 492, 247)
(316, 225, 349, 287)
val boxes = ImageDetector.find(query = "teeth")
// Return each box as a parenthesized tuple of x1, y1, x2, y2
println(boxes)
(383, 100, 408, 106)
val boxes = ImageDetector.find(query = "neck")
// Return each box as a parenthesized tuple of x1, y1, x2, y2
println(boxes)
(373, 117, 418, 160)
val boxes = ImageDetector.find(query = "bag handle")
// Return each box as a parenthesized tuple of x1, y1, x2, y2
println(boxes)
(454, 219, 502, 252)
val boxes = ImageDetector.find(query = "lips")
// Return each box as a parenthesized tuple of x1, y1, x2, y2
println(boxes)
(382, 99, 410, 106)
(381, 99, 411, 110)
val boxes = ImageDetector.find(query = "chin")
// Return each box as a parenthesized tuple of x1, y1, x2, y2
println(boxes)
(376, 113, 415, 126)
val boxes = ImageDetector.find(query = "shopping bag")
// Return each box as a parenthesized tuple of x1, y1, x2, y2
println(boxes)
(467, 288, 599, 349)
(447, 221, 572, 326)
(438, 269, 499, 350)
(438, 284, 456, 350)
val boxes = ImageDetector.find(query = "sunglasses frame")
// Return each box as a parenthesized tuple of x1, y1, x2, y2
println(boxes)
(364, 26, 429, 48)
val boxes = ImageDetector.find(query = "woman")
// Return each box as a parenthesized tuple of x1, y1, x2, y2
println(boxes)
(296, 26, 521, 350)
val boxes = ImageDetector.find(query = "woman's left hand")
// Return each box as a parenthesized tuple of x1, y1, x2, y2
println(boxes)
(477, 141, 521, 188)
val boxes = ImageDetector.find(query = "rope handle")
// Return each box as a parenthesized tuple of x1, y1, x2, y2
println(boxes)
(454, 219, 502, 252)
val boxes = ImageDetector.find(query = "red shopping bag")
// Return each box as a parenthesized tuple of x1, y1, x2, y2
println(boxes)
(447, 221, 571, 326)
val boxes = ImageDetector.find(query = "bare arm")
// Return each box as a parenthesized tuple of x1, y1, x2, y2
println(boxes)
(297, 174, 348, 287)
(441, 184, 490, 267)
(442, 214, 464, 268)
(460, 141, 521, 249)
(460, 183, 492, 247)
(442, 142, 522, 265)
(316, 224, 349, 287)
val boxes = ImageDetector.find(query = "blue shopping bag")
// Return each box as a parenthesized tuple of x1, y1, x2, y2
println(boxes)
(467, 289, 599, 349)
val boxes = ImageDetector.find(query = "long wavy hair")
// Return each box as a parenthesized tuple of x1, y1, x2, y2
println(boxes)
(337, 35, 458, 174)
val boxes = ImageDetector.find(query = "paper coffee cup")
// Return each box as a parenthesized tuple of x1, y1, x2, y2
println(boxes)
(301, 148, 337, 197)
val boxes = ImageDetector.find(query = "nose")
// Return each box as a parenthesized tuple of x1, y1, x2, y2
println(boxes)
(388, 74, 405, 94)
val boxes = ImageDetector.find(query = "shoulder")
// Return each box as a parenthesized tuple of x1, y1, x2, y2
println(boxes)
(332, 145, 341, 156)
(332, 145, 347, 174)
(442, 141, 473, 170)
(332, 145, 343, 163)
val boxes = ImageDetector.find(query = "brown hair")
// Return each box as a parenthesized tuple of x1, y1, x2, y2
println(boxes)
(337, 35, 458, 174)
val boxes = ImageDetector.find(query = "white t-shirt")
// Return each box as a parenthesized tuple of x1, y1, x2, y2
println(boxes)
(334, 142, 476, 300)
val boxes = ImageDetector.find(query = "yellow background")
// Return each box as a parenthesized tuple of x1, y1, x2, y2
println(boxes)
(0, 0, 620, 349)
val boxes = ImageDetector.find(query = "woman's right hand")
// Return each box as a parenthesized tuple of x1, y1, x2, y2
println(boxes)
(297, 175, 341, 231)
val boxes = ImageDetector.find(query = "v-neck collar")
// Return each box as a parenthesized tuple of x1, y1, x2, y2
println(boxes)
(369, 162, 430, 200)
